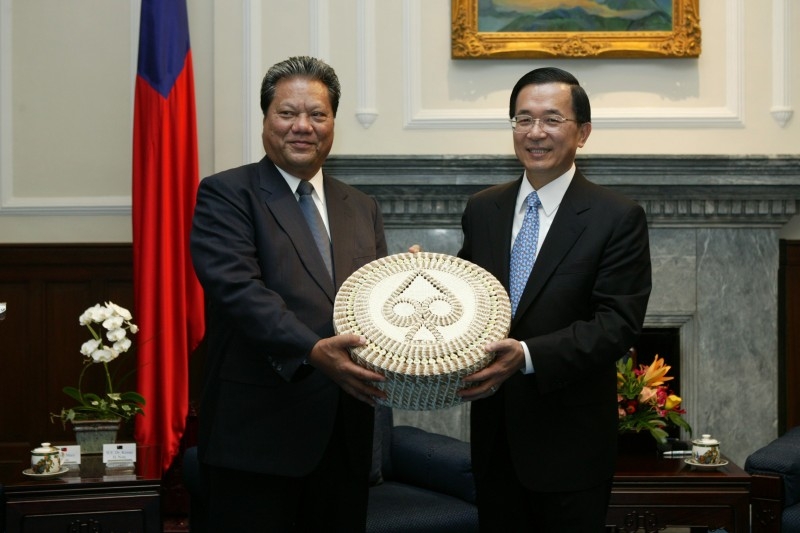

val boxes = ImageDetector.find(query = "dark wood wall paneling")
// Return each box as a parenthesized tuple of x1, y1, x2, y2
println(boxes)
(0, 244, 136, 479)
(779, 240, 800, 434)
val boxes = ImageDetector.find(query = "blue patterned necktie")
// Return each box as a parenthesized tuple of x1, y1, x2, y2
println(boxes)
(296, 180, 333, 280)
(509, 191, 541, 317)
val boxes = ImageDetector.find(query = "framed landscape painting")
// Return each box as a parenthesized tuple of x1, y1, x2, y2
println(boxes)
(452, 0, 701, 59)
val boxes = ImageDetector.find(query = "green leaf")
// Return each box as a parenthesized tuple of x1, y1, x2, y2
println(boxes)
(666, 411, 693, 434)
(120, 391, 146, 405)
(649, 427, 669, 443)
(81, 392, 103, 402)
(62, 386, 84, 403)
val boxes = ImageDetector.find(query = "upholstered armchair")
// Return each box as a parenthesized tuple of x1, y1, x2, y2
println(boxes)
(182, 406, 478, 532)
(367, 406, 478, 532)
(746, 426, 800, 532)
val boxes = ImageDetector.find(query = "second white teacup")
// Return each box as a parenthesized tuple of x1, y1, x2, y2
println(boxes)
(691, 434, 721, 464)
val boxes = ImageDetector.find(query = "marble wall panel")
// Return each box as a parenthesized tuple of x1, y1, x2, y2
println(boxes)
(392, 404, 471, 442)
(386, 228, 462, 256)
(693, 228, 779, 466)
(648, 228, 697, 315)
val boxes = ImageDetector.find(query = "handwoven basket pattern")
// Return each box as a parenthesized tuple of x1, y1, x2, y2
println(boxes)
(334, 252, 511, 410)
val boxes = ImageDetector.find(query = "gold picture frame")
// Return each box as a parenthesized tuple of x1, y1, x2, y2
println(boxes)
(452, 0, 701, 59)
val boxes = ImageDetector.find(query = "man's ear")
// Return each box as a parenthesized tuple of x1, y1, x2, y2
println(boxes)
(577, 122, 592, 148)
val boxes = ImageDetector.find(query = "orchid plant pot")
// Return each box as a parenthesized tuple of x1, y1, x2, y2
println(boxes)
(53, 302, 144, 453)
(71, 418, 121, 454)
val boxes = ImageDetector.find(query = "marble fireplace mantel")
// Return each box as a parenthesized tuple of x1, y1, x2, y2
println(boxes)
(327, 155, 800, 467)
(330, 155, 799, 229)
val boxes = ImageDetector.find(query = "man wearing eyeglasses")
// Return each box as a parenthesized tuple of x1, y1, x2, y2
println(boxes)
(457, 67, 652, 532)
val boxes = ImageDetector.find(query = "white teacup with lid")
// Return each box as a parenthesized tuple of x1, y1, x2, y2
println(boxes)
(691, 434, 721, 464)
(31, 442, 61, 474)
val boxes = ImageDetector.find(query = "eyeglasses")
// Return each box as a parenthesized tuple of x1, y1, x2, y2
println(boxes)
(510, 114, 577, 133)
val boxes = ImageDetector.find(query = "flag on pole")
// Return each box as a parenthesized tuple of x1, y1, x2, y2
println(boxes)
(132, 0, 205, 476)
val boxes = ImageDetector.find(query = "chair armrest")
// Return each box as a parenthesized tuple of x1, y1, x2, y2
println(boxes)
(745, 426, 800, 508)
(388, 425, 475, 503)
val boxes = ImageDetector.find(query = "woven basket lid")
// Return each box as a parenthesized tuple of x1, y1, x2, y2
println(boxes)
(333, 252, 511, 410)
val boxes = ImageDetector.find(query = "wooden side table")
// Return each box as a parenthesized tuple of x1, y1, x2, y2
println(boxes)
(2, 446, 161, 533)
(749, 472, 784, 533)
(607, 454, 751, 532)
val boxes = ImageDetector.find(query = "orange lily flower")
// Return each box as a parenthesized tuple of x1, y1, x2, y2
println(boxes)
(640, 354, 674, 387)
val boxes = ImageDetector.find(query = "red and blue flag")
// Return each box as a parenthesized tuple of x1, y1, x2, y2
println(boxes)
(132, 0, 205, 476)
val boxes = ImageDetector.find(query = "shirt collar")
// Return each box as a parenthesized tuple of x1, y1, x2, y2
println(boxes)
(276, 166, 325, 202)
(517, 165, 575, 216)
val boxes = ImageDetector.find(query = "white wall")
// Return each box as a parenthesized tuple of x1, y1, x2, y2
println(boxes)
(0, 0, 798, 242)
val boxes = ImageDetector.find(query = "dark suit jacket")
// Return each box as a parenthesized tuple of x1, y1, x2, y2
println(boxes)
(190, 156, 387, 477)
(458, 170, 651, 492)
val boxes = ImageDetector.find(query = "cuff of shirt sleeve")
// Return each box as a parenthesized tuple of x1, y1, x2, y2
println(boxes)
(520, 340, 534, 374)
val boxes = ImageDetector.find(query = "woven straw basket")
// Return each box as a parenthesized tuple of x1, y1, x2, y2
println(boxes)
(333, 252, 511, 410)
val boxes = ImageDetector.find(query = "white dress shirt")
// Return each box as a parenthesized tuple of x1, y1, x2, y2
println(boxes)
(515, 166, 574, 374)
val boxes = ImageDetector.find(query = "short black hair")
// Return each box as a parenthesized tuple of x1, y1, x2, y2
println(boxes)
(508, 67, 591, 124)
(260, 56, 341, 117)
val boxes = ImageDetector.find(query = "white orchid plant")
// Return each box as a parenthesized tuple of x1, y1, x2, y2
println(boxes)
(52, 301, 145, 426)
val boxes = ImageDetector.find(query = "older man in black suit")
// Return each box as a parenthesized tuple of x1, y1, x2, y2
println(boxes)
(190, 56, 387, 532)
(457, 67, 652, 532)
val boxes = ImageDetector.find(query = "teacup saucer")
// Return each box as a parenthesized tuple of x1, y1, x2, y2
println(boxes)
(684, 458, 728, 470)
(22, 466, 69, 479)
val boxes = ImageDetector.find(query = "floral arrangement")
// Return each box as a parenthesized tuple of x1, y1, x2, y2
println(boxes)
(52, 301, 145, 426)
(617, 353, 692, 443)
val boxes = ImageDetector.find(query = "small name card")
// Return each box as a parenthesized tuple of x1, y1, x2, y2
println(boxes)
(59, 445, 81, 465)
(103, 442, 137, 464)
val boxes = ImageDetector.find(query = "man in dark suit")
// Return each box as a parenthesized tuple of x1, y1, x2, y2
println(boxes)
(457, 67, 652, 531)
(190, 56, 387, 532)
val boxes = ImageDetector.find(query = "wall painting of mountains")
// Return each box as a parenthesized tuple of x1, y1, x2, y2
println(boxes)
(478, 1, 673, 33)
(452, 0, 701, 59)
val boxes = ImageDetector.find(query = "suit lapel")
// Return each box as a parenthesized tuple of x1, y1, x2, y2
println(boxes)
(492, 180, 519, 286)
(512, 171, 591, 326)
(259, 158, 336, 302)
(324, 175, 355, 291)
